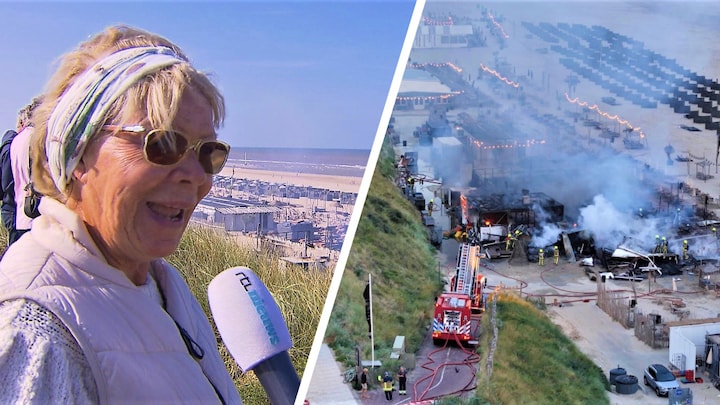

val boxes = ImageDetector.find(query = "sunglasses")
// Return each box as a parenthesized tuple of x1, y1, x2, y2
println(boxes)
(102, 124, 230, 174)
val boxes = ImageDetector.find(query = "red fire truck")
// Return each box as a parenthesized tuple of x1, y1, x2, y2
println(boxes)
(431, 243, 487, 346)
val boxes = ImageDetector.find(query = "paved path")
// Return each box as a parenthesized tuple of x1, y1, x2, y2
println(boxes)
(305, 344, 428, 405)
(305, 344, 358, 404)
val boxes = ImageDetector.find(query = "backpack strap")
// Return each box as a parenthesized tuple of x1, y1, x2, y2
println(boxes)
(0, 129, 18, 206)
(22, 145, 41, 219)
(23, 182, 42, 219)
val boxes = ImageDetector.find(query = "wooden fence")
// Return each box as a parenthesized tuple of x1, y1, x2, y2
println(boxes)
(634, 310, 669, 349)
(596, 283, 635, 328)
(596, 283, 669, 348)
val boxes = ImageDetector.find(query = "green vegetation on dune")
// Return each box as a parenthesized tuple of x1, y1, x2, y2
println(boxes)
(474, 293, 609, 405)
(326, 138, 443, 366)
(320, 135, 608, 402)
(170, 225, 330, 404)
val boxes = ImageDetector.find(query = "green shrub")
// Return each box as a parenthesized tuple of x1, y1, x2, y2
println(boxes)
(326, 138, 442, 368)
(171, 225, 331, 404)
(475, 293, 608, 405)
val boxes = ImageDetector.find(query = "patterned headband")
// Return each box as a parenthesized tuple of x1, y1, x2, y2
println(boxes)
(46, 46, 185, 193)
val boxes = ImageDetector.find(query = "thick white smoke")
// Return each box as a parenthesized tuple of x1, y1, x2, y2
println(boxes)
(578, 194, 677, 253)
(578, 194, 637, 248)
(530, 201, 562, 247)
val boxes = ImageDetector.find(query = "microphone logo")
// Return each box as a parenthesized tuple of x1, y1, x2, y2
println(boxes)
(235, 271, 280, 345)
(234, 271, 253, 291)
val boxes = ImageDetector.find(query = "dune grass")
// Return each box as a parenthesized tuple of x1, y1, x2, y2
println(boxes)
(325, 137, 443, 367)
(473, 293, 609, 405)
(0, 220, 329, 405)
(170, 225, 331, 404)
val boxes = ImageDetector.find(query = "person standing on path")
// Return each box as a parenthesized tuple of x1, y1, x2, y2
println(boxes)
(397, 366, 407, 396)
(380, 371, 393, 400)
(360, 368, 369, 399)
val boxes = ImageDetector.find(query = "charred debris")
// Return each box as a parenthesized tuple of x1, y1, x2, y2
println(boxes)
(406, 185, 720, 279)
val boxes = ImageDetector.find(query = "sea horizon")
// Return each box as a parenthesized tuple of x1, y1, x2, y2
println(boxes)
(226, 147, 370, 178)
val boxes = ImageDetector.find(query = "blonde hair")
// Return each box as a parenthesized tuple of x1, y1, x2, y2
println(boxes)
(31, 25, 225, 201)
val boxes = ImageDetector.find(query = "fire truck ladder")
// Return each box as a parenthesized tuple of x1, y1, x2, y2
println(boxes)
(455, 244, 473, 296)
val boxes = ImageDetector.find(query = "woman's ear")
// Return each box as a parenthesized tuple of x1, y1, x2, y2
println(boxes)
(72, 159, 90, 185)
(65, 159, 89, 206)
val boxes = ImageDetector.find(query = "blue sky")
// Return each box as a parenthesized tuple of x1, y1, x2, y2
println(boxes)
(0, 1, 416, 149)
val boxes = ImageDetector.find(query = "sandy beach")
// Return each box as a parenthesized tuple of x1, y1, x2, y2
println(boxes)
(210, 163, 365, 256)
(373, 3, 720, 245)
(219, 166, 364, 194)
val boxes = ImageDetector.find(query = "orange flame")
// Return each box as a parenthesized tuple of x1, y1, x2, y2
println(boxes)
(479, 63, 519, 88)
(565, 93, 645, 138)
(460, 194, 469, 226)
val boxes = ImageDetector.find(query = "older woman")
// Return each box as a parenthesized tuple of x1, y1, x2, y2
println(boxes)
(0, 26, 241, 404)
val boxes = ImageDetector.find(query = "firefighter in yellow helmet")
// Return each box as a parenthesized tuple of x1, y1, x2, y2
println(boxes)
(553, 245, 560, 265)
(454, 225, 463, 241)
(538, 248, 544, 266)
(682, 240, 689, 260)
(407, 176, 415, 193)
(661, 236, 668, 254)
(506, 233, 513, 250)
(379, 371, 393, 400)
(460, 223, 470, 242)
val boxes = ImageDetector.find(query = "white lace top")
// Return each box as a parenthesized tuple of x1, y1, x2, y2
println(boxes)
(0, 275, 163, 403)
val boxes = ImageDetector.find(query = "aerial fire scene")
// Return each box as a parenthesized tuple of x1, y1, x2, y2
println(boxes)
(382, 2, 720, 404)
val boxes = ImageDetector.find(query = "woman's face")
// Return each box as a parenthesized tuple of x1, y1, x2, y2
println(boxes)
(74, 87, 216, 270)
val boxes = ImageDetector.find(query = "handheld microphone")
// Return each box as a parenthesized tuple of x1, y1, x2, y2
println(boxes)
(208, 267, 300, 405)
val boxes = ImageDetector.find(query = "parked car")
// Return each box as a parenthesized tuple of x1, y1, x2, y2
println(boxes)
(412, 192, 425, 211)
(643, 364, 679, 396)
